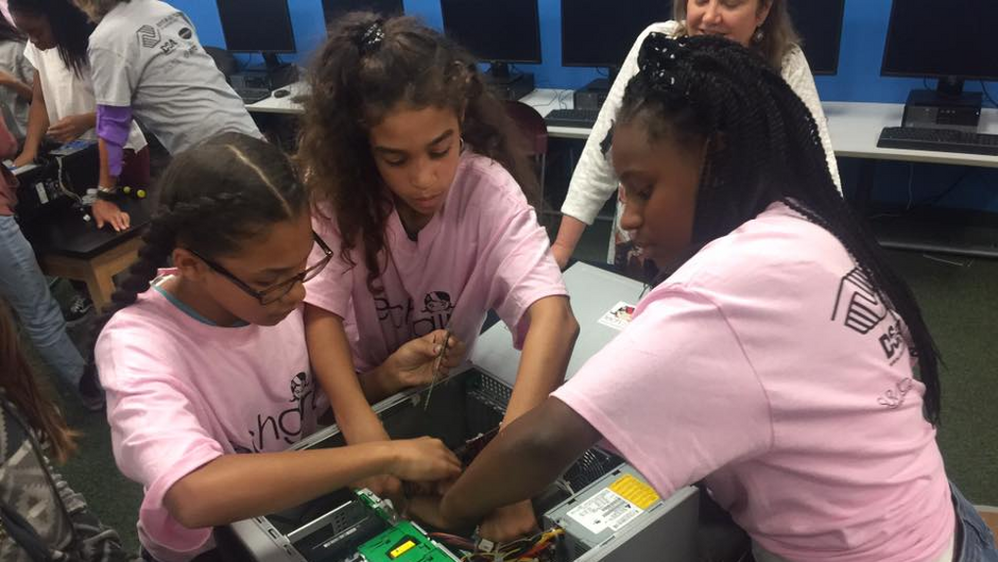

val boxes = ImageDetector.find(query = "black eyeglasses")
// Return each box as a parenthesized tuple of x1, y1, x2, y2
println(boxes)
(190, 232, 334, 305)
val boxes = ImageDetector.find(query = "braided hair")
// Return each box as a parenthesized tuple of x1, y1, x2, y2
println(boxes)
(299, 13, 538, 293)
(616, 34, 942, 425)
(99, 133, 308, 326)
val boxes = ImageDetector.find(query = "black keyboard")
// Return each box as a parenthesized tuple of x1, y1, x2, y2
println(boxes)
(545, 108, 601, 128)
(234, 87, 272, 104)
(877, 126, 998, 156)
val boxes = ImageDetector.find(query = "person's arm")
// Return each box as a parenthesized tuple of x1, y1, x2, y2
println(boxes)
(91, 105, 133, 231)
(553, 23, 677, 266)
(305, 305, 393, 444)
(440, 398, 600, 527)
(164, 437, 461, 529)
(0, 70, 32, 101)
(95, 104, 131, 188)
(13, 71, 46, 166)
(782, 47, 841, 192)
(0, 109, 16, 159)
(502, 296, 578, 424)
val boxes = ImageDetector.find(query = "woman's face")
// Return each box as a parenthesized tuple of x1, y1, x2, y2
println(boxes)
(685, 0, 773, 48)
(10, 10, 55, 50)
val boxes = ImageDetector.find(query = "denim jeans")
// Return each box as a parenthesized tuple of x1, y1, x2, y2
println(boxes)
(952, 482, 998, 562)
(0, 215, 85, 386)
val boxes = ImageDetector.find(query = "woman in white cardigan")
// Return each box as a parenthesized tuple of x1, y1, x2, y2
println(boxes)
(551, 0, 841, 272)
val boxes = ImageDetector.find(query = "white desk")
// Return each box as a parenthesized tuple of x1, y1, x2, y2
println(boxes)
(247, 84, 998, 164)
(824, 102, 998, 168)
(245, 81, 310, 115)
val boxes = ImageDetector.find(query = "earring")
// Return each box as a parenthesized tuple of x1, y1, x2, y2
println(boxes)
(752, 27, 765, 43)
(459, 137, 466, 153)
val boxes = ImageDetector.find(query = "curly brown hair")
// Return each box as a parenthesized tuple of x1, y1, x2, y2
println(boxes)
(298, 13, 538, 293)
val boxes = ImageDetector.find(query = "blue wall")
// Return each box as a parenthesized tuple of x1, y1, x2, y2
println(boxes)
(172, 0, 997, 102)
(172, 0, 998, 212)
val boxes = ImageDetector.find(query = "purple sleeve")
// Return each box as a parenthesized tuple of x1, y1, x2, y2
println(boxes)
(96, 105, 133, 178)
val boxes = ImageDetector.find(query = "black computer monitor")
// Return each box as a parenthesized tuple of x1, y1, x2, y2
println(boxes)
(440, 0, 542, 77)
(788, 0, 844, 76)
(322, 0, 404, 27)
(561, 0, 670, 70)
(881, 0, 997, 95)
(216, 0, 295, 69)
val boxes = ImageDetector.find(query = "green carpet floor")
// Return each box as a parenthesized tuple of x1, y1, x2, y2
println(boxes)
(23, 247, 998, 553)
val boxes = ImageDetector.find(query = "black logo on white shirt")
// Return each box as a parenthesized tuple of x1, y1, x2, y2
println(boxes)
(136, 25, 161, 48)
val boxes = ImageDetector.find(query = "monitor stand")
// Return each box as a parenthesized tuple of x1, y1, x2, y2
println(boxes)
(261, 53, 298, 90)
(902, 78, 982, 133)
(484, 63, 535, 100)
(572, 71, 612, 111)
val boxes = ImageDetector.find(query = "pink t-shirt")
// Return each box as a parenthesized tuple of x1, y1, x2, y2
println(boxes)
(306, 152, 567, 372)
(95, 278, 321, 562)
(553, 203, 954, 562)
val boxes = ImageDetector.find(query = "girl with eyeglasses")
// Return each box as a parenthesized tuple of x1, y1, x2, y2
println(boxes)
(94, 133, 461, 562)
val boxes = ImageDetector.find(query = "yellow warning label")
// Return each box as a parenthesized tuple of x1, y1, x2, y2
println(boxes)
(389, 539, 416, 559)
(609, 474, 660, 510)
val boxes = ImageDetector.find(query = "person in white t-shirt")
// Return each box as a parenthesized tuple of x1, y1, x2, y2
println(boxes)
(71, 0, 261, 210)
(425, 35, 998, 562)
(96, 133, 461, 562)
(0, 16, 33, 143)
(550, 0, 841, 274)
(9, 0, 147, 232)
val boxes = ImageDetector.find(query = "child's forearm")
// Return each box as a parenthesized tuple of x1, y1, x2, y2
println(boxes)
(502, 296, 579, 424)
(164, 443, 396, 529)
(305, 305, 391, 444)
(441, 398, 600, 525)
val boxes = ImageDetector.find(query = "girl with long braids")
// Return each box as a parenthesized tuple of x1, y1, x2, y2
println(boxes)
(550, 0, 841, 274)
(300, 14, 578, 541)
(95, 133, 460, 562)
(424, 35, 997, 562)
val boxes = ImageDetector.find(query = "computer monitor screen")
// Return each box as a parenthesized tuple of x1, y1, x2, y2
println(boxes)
(216, 0, 295, 54)
(788, 0, 844, 75)
(882, 0, 997, 82)
(561, 0, 670, 68)
(322, 0, 404, 26)
(440, 0, 542, 64)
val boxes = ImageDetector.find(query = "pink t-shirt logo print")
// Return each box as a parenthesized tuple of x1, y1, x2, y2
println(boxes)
(832, 268, 910, 366)
(831, 268, 888, 335)
(413, 291, 455, 336)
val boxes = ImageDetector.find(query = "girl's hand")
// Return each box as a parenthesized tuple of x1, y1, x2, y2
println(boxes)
(47, 114, 93, 143)
(388, 437, 462, 483)
(477, 500, 538, 543)
(92, 199, 130, 232)
(12, 150, 36, 168)
(386, 330, 466, 389)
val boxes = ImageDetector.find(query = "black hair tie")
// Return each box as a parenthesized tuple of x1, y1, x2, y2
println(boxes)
(357, 21, 385, 55)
